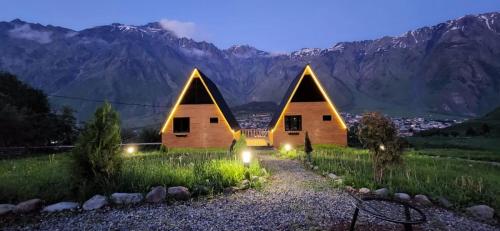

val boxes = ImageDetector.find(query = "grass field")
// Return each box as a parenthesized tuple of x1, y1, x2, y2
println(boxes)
(280, 145, 500, 211)
(411, 148, 500, 162)
(407, 136, 500, 152)
(0, 149, 264, 204)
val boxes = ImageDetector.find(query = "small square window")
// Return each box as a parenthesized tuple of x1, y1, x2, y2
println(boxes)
(323, 115, 332, 121)
(173, 117, 190, 133)
(284, 115, 302, 131)
(210, 117, 218, 123)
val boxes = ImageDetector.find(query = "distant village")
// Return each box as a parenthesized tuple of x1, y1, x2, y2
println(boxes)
(235, 112, 464, 137)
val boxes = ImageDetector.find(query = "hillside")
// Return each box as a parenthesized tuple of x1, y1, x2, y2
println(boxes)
(1, 12, 500, 127)
(442, 106, 500, 137)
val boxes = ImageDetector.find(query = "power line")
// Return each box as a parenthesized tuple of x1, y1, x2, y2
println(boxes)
(47, 94, 171, 108)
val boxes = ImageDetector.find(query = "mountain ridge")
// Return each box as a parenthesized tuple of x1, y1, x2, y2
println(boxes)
(1, 12, 499, 127)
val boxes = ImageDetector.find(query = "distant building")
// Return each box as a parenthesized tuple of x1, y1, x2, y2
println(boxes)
(160, 68, 240, 148)
(267, 65, 347, 147)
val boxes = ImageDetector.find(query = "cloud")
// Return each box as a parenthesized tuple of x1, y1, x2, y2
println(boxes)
(8, 24, 52, 44)
(159, 19, 207, 41)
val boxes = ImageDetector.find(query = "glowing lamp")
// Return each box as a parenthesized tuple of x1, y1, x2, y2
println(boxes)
(379, 144, 385, 151)
(126, 146, 136, 154)
(284, 144, 292, 152)
(242, 150, 251, 167)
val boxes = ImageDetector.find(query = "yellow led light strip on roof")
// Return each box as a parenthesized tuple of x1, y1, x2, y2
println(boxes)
(271, 65, 347, 133)
(160, 68, 235, 134)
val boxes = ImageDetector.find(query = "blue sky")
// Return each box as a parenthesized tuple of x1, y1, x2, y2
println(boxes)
(2, 0, 500, 52)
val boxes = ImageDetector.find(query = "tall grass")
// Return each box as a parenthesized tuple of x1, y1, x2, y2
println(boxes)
(301, 146, 500, 210)
(0, 149, 264, 203)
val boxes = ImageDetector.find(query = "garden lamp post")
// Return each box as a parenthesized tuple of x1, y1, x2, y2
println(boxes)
(242, 150, 251, 168)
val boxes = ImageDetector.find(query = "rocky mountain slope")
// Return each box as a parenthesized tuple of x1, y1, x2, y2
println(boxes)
(1, 12, 499, 127)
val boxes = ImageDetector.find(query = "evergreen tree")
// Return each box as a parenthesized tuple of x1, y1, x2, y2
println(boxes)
(72, 102, 122, 195)
(304, 131, 313, 163)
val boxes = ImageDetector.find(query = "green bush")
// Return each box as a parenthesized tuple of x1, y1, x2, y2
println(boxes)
(231, 134, 247, 156)
(72, 102, 122, 197)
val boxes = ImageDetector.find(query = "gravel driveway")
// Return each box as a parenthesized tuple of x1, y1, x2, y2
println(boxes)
(2, 154, 498, 230)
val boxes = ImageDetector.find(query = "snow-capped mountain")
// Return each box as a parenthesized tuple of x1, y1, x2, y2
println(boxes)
(1, 12, 500, 126)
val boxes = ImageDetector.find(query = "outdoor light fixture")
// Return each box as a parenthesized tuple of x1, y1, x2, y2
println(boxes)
(242, 150, 251, 167)
(284, 143, 292, 152)
(126, 146, 136, 154)
(379, 144, 385, 151)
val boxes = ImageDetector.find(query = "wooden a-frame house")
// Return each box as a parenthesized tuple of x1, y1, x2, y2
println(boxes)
(160, 68, 240, 148)
(268, 65, 347, 147)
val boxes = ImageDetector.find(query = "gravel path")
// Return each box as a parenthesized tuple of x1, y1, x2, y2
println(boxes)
(2, 154, 498, 230)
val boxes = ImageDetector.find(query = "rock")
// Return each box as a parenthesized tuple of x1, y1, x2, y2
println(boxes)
(437, 196, 452, 208)
(82, 195, 108, 210)
(334, 179, 344, 185)
(313, 166, 319, 170)
(0, 204, 15, 216)
(327, 173, 339, 180)
(110, 193, 144, 204)
(466, 205, 495, 220)
(145, 186, 166, 203)
(394, 193, 411, 201)
(374, 188, 389, 198)
(14, 199, 43, 213)
(359, 188, 371, 194)
(257, 177, 267, 184)
(167, 186, 191, 201)
(223, 187, 240, 195)
(42, 202, 79, 213)
(345, 186, 356, 193)
(414, 195, 432, 206)
(239, 180, 250, 190)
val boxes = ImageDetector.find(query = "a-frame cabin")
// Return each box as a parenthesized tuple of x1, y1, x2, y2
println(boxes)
(268, 65, 347, 147)
(160, 68, 240, 148)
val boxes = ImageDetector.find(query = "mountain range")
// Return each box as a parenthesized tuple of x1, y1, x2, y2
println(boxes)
(1, 12, 499, 127)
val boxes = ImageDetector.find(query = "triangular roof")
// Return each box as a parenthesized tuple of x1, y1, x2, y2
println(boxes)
(160, 68, 240, 133)
(268, 65, 347, 132)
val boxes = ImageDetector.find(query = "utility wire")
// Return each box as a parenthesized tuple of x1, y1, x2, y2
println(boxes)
(47, 94, 171, 108)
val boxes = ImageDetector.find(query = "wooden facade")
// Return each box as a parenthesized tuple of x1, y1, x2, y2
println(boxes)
(160, 68, 240, 148)
(268, 65, 347, 147)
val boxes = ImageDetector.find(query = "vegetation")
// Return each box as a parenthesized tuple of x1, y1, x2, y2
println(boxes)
(0, 72, 78, 146)
(357, 112, 403, 183)
(231, 134, 247, 155)
(72, 103, 123, 197)
(411, 148, 500, 163)
(288, 145, 500, 211)
(304, 132, 313, 163)
(0, 149, 264, 203)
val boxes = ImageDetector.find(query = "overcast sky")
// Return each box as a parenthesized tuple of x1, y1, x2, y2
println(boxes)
(2, 0, 500, 52)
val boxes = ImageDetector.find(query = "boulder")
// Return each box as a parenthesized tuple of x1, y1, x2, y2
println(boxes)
(145, 186, 166, 203)
(437, 196, 452, 208)
(0, 204, 15, 216)
(313, 166, 319, 170)
(327, 173, 339, 180)
(414, 195, 432, 206)
(345, 186, 356, 193)
(374, 188, 389, 198)
(82, 195, 108, 210)
(42, 202, 79, 213)
(466, 205, 495, 220)
(394, 193, 411, 201)
(359, 188, 371, 194)
(167, 186, 191, 201)
(110, 193, 143, 204)
(14, 199, 43, 213)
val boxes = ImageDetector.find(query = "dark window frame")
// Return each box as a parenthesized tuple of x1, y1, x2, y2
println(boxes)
(284, 115, 302, 131)
(173, 117, 190, 133)
(323, 115, 332, 121)
(210, 117, 218, 124)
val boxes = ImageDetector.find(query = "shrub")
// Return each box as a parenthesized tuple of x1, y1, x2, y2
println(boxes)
(72, 102, 122, 197)
(304, 131, 313, 163)
(357, 112, 403, 183)
(231, 134, 247, 156)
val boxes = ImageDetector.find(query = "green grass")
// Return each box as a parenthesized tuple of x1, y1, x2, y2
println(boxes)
(411, 148, 500, 162)
(291, 145, 500, 211)
(0, 149, 265, 204)
(407, 136, 500, 151)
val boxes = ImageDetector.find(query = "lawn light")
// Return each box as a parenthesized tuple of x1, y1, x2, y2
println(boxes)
(126, 146, 137, 154)
(284, 143, 292, 152)
(242, 150, 251, 167)
(379, 144, 385, 151)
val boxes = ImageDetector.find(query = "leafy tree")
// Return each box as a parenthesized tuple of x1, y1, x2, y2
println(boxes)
(304, 131, 313, 163)
(357, 112, 403, 183)
(480, 123, 490, 135)
(72, 102, 122, 196)
(465, 126, 477, 136)
(347, 123, 362, 147)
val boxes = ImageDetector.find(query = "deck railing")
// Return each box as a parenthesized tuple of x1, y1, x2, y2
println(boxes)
(241, 128, 269, 138)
